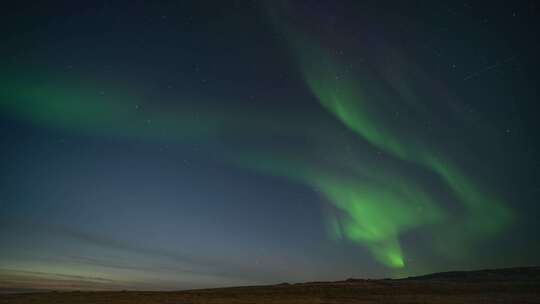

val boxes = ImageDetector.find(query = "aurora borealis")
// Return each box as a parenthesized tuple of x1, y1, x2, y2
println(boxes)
(1, 0, 539, 292)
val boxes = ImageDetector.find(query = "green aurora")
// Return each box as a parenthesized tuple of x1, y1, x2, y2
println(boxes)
(0, 18, 513, 272)
(286, 34, 512, 267)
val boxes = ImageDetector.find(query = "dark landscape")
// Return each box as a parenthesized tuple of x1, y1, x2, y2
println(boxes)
(2, 267, 539, 304)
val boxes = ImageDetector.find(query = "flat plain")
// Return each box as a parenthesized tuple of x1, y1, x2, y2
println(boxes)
(1, 267, 539, 304)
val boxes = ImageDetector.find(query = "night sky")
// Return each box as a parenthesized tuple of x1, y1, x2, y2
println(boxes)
(1, 0, 539, 291)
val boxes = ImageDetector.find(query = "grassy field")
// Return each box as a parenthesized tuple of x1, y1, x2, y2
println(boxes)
(2, 267, 539, 303)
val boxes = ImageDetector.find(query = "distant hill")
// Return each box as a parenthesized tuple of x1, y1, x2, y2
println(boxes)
(283, 266, 540, 286)
(403, 266, 540, 282)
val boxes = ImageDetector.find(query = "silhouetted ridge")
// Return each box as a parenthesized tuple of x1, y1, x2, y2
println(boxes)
(403, 266, 540, 282)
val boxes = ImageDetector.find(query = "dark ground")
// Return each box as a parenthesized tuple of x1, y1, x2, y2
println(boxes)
(1, 267, 539, 304)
